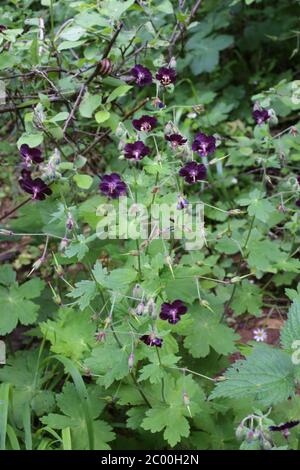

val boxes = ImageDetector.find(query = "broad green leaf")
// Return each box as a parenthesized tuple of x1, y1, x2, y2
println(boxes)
(73, 174, 93, 190)
(95, 110, 110, 123)
(17, 133, 43, 148)
(107, 85, 132, 103)
(281, 301, 300, 352)
(79, 92, 102, 118)
(210, 344, 295, 406)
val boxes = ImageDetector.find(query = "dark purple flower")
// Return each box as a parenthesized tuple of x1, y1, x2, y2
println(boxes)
(124, 140, 150, 161)
(20, 144, 43, 167)
(99, 173, 127, 199)
(165, 133, 187, 148)
(160, 299, 187, 324)
(19, 170, 52, 200)
(156, 67, 176, 86)
(132, 115, 157, 132)
(252, 107, 270, 125)
(192, 133, 216, 157)
(297, 176, 300, 185)
(296, 199, 300, 208)
(140, 334, 163, 347)
(131, 64, 153, 87)
(0, 25, 7, 32)
(179, 161, 207, 184)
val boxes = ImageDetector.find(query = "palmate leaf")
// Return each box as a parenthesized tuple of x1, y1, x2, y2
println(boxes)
(231, 280, 263, 316)
(41, 307, 96, 360)
(141, 375, 205, 447)
(66, 280, 97, 310)
(41, 383, 115, 450)
(0, 278, 44, 335)
(178, 308, 238, 358)
(210, 344, 295, 406)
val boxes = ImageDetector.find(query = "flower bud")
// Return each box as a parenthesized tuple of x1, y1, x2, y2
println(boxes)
(235, 423, 246, 441)
(132, 284, 143, 298)
(66, 212, 74, 231)
(183, 391, 190, 406)
(246, 430, 255, 442)
(59, 236, 69, 251)
(95, 330, 106, 342)
(128, 352, 135, 371)
(135, 302, 145, 316)
(169, 57, 176, 69)
(145, 298, 157, 319)
(27, 256, 44, 277)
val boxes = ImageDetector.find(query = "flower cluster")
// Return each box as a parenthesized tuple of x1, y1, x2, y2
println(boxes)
(18, 145, 52, 200)
(20, 144, 43, 168)
(131, 64, 176, 87)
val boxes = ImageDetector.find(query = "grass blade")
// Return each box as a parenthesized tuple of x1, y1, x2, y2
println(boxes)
(0, 383, 10, 450)
(62, 427, 72, 450)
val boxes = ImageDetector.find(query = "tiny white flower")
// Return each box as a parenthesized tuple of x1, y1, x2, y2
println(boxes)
(253, 328, 267, 342)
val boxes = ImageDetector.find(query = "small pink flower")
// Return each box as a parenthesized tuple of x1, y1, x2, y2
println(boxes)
(253, 327, 267, 342)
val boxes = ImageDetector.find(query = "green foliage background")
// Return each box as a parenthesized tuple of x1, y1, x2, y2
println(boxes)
(1, 0, 300, 451)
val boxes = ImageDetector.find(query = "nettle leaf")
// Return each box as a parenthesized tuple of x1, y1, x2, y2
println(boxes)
(210, 344, 295, 406)
(0, 277, 44, 335)
(66, 280, 97, 310)
(281, 301, 300, 352)
(178, 309, 238, 358)
(141, 375, 205, 447)
(41, 307, 96, 360)
(231, 280, 263, 316)
(41, 383, 114, 450)
(285, 285, 300, 303)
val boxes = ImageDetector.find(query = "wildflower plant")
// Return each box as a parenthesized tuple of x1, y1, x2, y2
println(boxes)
(1, 0, 300, 453)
